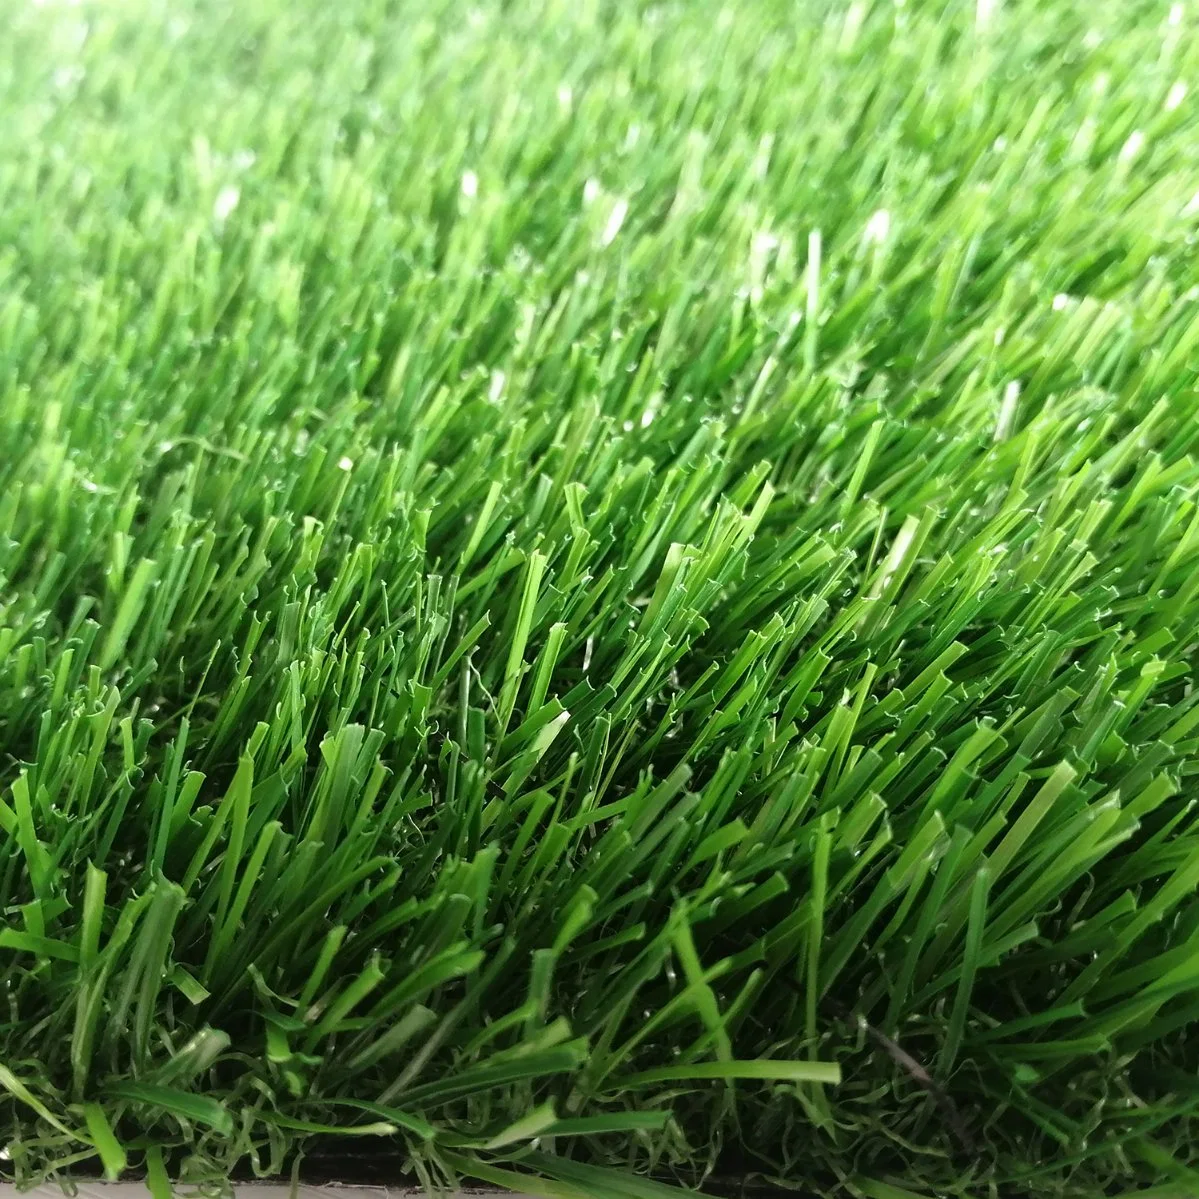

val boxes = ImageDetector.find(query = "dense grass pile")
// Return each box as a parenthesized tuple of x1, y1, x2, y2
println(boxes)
(3, 0, 1199, 1194)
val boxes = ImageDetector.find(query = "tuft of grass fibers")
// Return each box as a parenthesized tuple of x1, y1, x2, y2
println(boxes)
(2, 0, 1199, 1195)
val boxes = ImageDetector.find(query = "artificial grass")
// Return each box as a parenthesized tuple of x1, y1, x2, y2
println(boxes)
(2, 0, 1199, 1194)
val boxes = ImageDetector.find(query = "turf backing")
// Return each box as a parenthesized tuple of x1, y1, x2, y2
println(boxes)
(2, 0, 1199, 1195)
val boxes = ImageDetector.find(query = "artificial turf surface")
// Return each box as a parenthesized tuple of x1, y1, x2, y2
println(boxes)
(2, 0, 1199, 1194)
